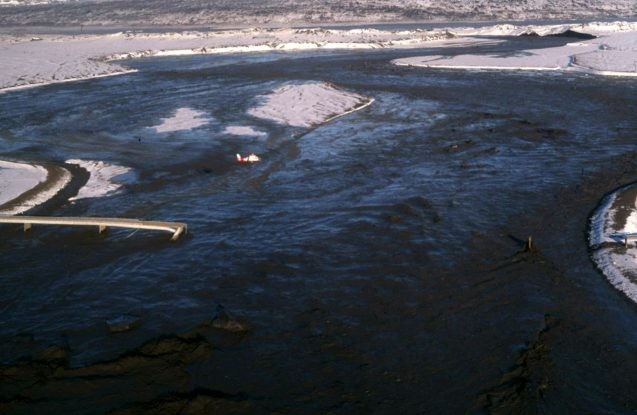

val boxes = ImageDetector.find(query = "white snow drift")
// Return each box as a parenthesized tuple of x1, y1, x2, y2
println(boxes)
(3, 22, 637, 94)
(0, 160, 48, 206)
(0, 160, 71, 214)
(150, 107, 211, 133)
(223, 125, 267, 137)
(590, 184, 637, 304)
(66, 159, 131, 201)
(248, 82, 373, 128)
(0, 28, 456, 92)
(393, 22, 637, 77)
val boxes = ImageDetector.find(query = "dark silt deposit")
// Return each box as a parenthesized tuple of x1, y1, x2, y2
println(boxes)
(2, 35, 637, 413)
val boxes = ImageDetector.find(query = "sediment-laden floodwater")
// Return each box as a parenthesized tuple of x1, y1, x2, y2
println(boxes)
(2, 35, 637, 413)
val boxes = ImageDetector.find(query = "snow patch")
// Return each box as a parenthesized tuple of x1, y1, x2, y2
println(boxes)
(0, 160, 71, 215)
(589, 191, 618, 246)
(590, 184, 637, 305)
(0, 28, 455, 92)
(66, 159, 131, 201)
(0, 160, 48, 206)
(248, 82, 372, 128)
(223, 125, 267, 137)
(1, 22, 636, 93)
(150, 108, 211, 133)
(592, 249, 637, 304)
(394, 25, 637, 78)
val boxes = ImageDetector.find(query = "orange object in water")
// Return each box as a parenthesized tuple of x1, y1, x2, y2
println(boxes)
(236, 153, 260, 163)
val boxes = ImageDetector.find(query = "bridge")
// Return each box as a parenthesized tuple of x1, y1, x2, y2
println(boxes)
(0, 216, 187, 241)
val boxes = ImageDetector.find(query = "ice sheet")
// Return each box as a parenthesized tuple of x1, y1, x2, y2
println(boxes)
(66, 159, 131, 201)
(394, 24, 637, 77)
(0, 160, 71, 215)
(0, 28, 457, 92)
(247, 82, 372, 128)
(0, 160, 47, 206)
(223, 125, 267, 137)
(150, 108, 211, 133)
(590, 184, 637, 305)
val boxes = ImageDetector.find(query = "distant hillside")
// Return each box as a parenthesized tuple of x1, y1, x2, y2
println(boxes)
(1, 0, 636, 26)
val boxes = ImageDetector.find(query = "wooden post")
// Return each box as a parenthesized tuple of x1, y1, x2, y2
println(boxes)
(99, 225, 107, 234)
(23, 223, 31, 232)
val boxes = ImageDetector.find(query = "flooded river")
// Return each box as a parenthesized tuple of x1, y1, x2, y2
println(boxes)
(2, 35, 637, 413)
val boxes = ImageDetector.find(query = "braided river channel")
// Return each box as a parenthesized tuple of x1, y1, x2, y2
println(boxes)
(2, 34, 637, 413)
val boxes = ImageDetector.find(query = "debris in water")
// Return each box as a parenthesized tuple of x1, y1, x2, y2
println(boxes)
(211, 305, 251, 333)
(106, 314, 142, 333)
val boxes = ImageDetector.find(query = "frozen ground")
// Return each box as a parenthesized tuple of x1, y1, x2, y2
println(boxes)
(0, 158, 131, 214)
(0, 160, 47, 206)
(0, 0, 69, 5)
(223, 126, 267, 137)
(150, 107, 211, 133)
(248, 82, 372, 128)
(0, 27, 457, 92)
(0, 0, 635, 26)
(590, 185, 637, 304)
(3, 22, 637, 93)
(393, 21, 637, 76)
(66, 159, 131, 201)
(0, 160, 71, 215)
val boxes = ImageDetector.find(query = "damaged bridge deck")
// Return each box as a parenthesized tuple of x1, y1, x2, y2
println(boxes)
(0, 215, 187, 241)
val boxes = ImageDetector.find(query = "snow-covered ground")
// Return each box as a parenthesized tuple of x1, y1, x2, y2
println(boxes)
(0, 160, 71, 215)
(0, 28, 458, 92)
(223, 126, 267, 137)
(3, 22, 637, 93)
(0, 0, 70, 5)
(66, 159, 131, 201)
(0, 0, 635, 26)
(248, 82, 373, 128)
(590, 184, 637, 304)
(393, 21, 637, 76)
(150, 107, 211, 133)
(0, 158, 132, 214)
(0, 160, 48, 206)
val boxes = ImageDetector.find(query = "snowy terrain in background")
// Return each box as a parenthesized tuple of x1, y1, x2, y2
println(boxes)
(393, 22, 637, 76)
(3, 22, 637, 93)
(0, 0, 635, 26)
(248, 82, 372, 128)
(0, 0, 71, 5)
(0, 27, 457, 91)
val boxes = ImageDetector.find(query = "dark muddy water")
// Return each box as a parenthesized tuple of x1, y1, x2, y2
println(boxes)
(2, 36, 637, 413)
